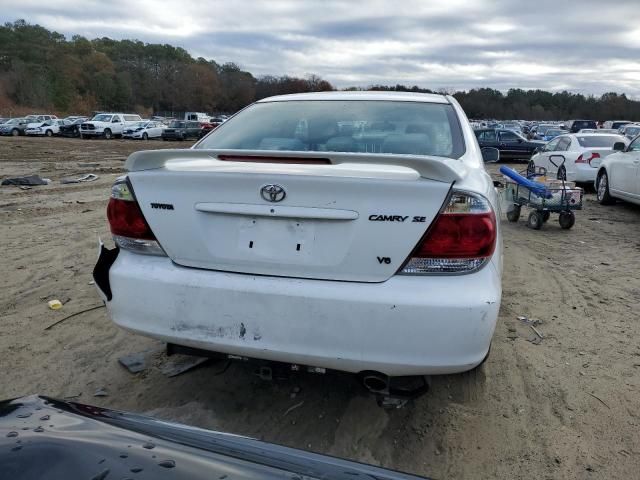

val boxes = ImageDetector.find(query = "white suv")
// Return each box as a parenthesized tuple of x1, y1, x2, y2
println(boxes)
(94, 92, 502, 389)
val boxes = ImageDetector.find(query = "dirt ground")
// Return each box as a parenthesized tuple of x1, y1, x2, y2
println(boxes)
(1, 136, 639, 479)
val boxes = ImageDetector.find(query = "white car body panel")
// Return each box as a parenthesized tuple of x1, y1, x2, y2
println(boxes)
(597, 138, 640, 204)
(97, 92, 503, 376)
(25, 119, 68, 136)
(123, 121, 166, 139)
(531, 133, 629, 182)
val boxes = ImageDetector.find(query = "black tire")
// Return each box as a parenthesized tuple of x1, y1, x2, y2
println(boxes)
(45, 129, 53, 137)
(557, 166, 567, 181)
(11, 128, 19, 137)
(506, 205, 521, 222)
(527, 211, 543, 230)
(559, 211, 575, 229)
(542, 211, 550, 222)
(103, 129, 112, 140)
(142, 132, 148, 140)
(596, 170, 615, 205)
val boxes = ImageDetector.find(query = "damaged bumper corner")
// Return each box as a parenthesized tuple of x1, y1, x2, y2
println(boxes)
(93, 240, 119, 301)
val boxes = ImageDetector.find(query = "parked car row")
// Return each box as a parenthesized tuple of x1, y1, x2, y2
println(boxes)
(0, 112, 229, 140)
(473, 118, 640, 207)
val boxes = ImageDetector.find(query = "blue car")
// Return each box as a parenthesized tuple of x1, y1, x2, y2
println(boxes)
(541, 128, 568, 142)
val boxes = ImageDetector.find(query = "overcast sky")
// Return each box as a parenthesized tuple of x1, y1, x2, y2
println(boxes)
(3, 0, 640, 96)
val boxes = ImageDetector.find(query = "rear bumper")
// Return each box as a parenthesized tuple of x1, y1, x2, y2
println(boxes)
(569, 164, 598, 183)
(98, 250, 501, 376)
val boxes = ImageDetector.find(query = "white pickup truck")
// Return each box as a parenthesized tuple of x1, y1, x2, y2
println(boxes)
(80, 113, 143, 139)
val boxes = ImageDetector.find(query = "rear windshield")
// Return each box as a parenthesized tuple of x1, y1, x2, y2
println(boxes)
(576, 135, 623, 147)
(169, 121, 185, 128)
(196, 100, 466, 158)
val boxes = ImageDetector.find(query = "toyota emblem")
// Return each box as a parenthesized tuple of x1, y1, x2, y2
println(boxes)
(260, 184, 286, 202)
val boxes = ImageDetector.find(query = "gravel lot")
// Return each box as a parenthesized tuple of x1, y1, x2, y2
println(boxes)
(1, 136, 639, 479)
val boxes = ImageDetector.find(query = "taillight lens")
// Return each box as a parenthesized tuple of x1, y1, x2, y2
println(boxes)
(400, 191, 496, 274)
(575, 152, 600, 164)
(107, 177, 165, 256)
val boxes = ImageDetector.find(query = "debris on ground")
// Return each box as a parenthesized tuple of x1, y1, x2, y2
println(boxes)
(517, 315, 543, 326)
(530, 325, 545, 339)
(60, 173, 99, 184)
(527, 334, 542, 345)
(283, 401, 304, 416)
(44, 304, 106, 330)
(93, 387, 108, 397)
(47, 299, 63, 310)
(1, 175, 51, 186)
(160, 354, 210, 377)
(118, 348, 163, 374)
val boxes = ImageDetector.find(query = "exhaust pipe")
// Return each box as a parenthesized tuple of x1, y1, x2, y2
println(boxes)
(361, 372, 390, 394)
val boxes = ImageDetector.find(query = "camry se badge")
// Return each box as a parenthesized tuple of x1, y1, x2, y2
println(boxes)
(261, 184, 286, 202)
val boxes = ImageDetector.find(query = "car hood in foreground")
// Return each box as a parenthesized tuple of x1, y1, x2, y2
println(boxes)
(0, 395, 428, 480)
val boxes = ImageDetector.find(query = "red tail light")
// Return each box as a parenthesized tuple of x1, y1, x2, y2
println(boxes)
(107, 177, 165, 255)
(107, 198, 155, 240)
(575, 152, 600, 164)
(401, 191, 496, 274)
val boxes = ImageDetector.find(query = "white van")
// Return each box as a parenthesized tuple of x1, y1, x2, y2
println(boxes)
(184, 112, 209, 122)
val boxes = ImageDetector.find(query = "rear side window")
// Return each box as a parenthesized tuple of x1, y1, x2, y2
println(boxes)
(477, 130, 496, 142)
(575, 135, 623, 147)
(499, 131, 519, 141)
(573, 121, 597, 130)
(197, 100, 466, 158)
(556, 137, 571, 151)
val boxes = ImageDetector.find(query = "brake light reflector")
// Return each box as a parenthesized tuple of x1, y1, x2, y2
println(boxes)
(107, 177, 165, 255)
(575, 152, 600, 164)
(401, 191, 496, 274)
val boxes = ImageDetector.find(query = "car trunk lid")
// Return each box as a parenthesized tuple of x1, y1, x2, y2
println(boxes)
(126, 149, 461, 282)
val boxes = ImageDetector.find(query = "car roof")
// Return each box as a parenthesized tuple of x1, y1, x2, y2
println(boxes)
(565, 132, 626, 140)
(257, 91, 450, 104)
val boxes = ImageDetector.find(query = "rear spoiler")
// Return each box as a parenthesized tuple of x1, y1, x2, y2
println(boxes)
(125, 149, 467, 183)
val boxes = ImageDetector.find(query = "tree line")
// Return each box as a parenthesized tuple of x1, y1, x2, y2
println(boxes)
(1, 20, 639, 121)
(0, 20, 333, 116)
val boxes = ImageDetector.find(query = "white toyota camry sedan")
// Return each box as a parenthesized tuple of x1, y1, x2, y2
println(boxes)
(94, 92, 502, 389)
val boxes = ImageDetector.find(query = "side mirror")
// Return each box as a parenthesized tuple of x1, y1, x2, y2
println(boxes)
(613, 142, 626, 151)
(481, 147, 500, 163)
(533, 146, 541, 154)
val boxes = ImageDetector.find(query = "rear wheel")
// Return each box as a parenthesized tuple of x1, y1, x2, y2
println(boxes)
(11, 128, 19, 137)
(527, 211, 543, 230)
(559, 211, 575, 229)
(506, 205, 521, 222)
(103, 129, 112, 140)
(596, 170, 615, 205)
